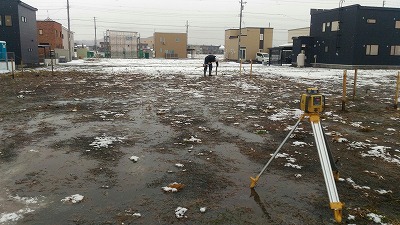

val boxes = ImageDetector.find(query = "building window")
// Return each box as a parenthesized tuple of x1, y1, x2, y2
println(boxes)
(21, 16, 27, 23)
(28, 48, 33, 52)
(0, 15, 2, 26)
(39, 29, 43, 35)
(331, 21, 340, 31)
(5, 15, 12, 26)
(325, 46, 329, 52)
(390, 46, 400, 55)
(366, 45, 379, 55)
(367, 19, 376, 24)
(322, 23, 326, 32)
(260, 34, 264, 41)
(395, 21, 400, 29)
(176, 38, 180, 42)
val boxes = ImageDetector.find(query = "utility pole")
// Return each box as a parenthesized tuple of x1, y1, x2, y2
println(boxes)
(383, 1, 386, 7)
(186, 20, 189, 47)
(238, 0, 246, 61)
(67, 0, 72, 61)
(94, 17, 97, 54)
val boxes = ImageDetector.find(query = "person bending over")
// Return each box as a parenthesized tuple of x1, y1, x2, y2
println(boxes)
(203, 54, 219, 77)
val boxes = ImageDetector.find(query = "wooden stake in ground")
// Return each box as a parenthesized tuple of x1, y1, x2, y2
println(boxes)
(240, 59, 243, 75)
(51, 54, 54, 76)
(352, 68, 358, 100)
(342, 70, 347, 111)
(21, 60, 24, 76)
(395, 72, 400, 109)
(250, 60, 253, 78)
(11, 57, 15, 79)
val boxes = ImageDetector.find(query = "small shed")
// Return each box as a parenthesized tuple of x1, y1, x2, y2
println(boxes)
(268, 43, 293, 66)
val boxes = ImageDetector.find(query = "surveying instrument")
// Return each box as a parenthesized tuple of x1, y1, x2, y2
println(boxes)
(250, 88, 344, 223)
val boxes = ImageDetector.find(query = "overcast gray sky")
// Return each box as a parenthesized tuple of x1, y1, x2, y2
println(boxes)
(23, 0, 399, 46)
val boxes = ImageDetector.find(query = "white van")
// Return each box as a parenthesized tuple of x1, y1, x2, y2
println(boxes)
(255, 52, 269, 63)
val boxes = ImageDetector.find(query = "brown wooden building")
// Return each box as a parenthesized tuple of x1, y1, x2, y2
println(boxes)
(37, 19, 63, 60)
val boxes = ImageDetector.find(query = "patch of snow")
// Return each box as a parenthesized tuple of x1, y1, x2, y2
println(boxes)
(367, 213, 386, 224)
(268, 109, 301, 121)
(292, 141, 308, 147)
(175, 163, 184, 168)
(89, 135, 126, 148)
(346, 178, 371, 190)
(183, 136, 202, 143)
(10, 195, 39, 204)
(286, 157, 296, 163)
(162, 186, 178, 192)
(129, 156, 139, 162)
(234, 81, 260, 91)
(0, 209, 34, 223)
(273, 153, 289, 158)
(361, 146, 400, 166)
(61, 194, 84, 203)
(347, 214, 355, 220)
(175, 207, 188, 218)
(336, 137, 348, 143)
(284, 163, 302, 169)
(350, 122, 363, 128)
(375, 189, 393, 194)
(200, 207, 207, 213)
(348, 141, 370, 150)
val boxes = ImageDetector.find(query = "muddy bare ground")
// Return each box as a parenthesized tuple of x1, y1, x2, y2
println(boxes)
(0, 69, 399, 225)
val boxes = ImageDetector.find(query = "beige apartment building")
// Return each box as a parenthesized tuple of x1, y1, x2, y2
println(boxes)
(288, 27, 310, 43)
(141, 36, 155, 50)
(225, 27, 273, 61)
(154, 32, 187, 58)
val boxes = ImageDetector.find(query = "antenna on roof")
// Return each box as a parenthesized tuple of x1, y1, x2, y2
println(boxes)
(383, 0, 386, 7)
(339, 0, 345, 8)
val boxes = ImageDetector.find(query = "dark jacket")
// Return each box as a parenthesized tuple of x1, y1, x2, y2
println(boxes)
(204, 55, 219, 67)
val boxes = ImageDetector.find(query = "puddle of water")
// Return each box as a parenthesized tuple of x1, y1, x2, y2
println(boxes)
(204, 142, 334, 224)
(26, 113, 74, 134)
(210, 121, 267, 143)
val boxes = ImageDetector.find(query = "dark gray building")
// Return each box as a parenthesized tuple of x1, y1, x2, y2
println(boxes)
(293, 4, 400, 68)
(0, 0, 39, 66)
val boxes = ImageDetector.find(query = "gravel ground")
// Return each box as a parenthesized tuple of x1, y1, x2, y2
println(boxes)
(0, 62, 399, 225)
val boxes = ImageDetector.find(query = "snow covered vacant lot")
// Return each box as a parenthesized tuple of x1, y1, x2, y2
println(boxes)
(1, 57, 399, 224)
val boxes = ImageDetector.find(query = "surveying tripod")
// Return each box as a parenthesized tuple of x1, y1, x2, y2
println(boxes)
(250, 88, 344, 223)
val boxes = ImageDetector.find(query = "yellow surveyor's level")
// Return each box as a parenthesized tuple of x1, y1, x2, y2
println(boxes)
(300, 88, 325, 113)
(250, 87, 343, 223)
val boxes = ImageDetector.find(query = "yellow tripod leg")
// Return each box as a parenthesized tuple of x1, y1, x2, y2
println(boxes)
(330, 202, 344, 223)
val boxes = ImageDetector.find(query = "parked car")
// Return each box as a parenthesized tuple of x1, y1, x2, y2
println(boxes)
(255, 52, 269, 63)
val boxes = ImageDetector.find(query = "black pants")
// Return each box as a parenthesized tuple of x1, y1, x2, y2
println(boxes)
(204, 63, 213, 76)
